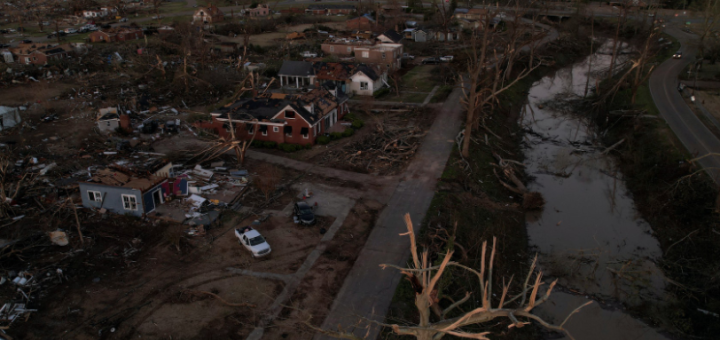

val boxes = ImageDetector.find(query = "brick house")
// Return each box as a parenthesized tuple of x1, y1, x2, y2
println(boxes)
(346, 14, 374, 30)
(306, 4, 356, 15)
(193, 4, 224, 24)
(321, 40, 402, 70)
(207, 87, 348, 145)
(88, 28, 144, 43)
(9, 43, 70, 65)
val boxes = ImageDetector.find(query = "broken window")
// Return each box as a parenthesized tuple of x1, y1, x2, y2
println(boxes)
(88, 191, 102, 202)
(285, 111, 295, 119)
(284, 125, 293, 136)
(122, 194, 137, 211)
(260, 124, 268, 136)
(246, 124, 254, 134)
(273, 126, 279, 132)
(301, 127, 309, 138)
(382, 52, 386, 59)
(362, 51, 369, 58)
(360, 82, 368, 90)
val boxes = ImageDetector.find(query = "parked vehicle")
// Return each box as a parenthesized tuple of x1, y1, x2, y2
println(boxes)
(21, 39, 32, 44)
(235, 226, 271, 258)
(119, 18, 128, 22)
(64, 28, 77, 34)
(301, 51, 318, 58)
(151, 15, 163, 19)
(293, 201, 316, 225)
(0, 29, 8, 34)
(0, 44, 9, 48)
(422, 57, 441, 65)
(402, 53, 415, 60)
(673, 51, 682, 59)
(440, 55, 454, 62)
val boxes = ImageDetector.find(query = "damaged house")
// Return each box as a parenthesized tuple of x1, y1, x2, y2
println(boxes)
(193, 4, 225, 25)
(209, 86, 347, 145)
(279, 60, 388, 95)
(8, 43, 70, 65)
(79, 168, 169, 217)
(88, 27, 144, 43)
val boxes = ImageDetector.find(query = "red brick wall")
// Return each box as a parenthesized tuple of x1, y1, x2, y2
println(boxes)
(196, 116, 317, 145)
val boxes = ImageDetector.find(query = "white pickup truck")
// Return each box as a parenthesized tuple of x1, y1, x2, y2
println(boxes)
(235, 226, 271, 258)
(301, 51, 318, 58)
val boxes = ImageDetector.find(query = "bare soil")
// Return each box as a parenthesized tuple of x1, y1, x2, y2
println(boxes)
(264, 199, 383, 340)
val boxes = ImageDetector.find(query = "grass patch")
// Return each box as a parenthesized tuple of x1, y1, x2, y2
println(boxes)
(402, 65, 440, 92)
(430, 85, 453, 103)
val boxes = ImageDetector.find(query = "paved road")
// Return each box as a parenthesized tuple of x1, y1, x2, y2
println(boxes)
(649, 26, 720, 183)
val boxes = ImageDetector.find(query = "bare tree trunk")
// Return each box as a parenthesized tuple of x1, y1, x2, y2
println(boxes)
(584, 12, 594, 97)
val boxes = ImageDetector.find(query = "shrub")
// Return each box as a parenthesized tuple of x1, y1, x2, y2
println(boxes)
(374, 88, 390, 98)
(279, 143, 299, 152)
(330, 132, 343, 140)
(351, 119, 364, 129)
(342, 128, 355, 137)
(305, 143, 313, 149)
(263, 141, 277, 148)
(317, 135, 331, 144)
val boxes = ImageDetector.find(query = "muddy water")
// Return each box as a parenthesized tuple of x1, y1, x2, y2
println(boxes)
(521, 43, 669, 339)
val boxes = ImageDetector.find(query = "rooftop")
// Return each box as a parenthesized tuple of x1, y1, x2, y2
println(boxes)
(86, 168, 165, 192)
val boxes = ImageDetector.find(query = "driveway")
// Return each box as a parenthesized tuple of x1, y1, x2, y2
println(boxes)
(649, 26, 720, 183)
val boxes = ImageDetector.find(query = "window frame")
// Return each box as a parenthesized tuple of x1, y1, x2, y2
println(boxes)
(273, 126, 279, 132)
(360, 82, 369, 90)
(88, 190, 102, 202)
(122, 194, 138, 211)
(362, 51, 369, 58)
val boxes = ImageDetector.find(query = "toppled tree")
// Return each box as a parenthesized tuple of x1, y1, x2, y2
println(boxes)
(313, 214, 590, 340)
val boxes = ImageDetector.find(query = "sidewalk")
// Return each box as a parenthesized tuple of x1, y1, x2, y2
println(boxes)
(315, 81, 466, 340)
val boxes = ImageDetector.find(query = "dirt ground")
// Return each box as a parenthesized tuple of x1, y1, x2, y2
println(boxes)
(9, 158, 383, 340)
(217, 21, 347, 47)
(263, 198, 383, 340)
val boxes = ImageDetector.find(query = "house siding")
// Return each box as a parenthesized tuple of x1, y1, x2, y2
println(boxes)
(78, 183, 143, 217)
(349, 73, 382, 96)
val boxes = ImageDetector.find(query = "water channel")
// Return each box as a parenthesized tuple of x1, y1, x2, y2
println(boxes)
(521, 42, 670, 339)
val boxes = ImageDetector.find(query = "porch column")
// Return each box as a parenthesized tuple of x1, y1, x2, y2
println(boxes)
(280, 76, 283, 86)
(296, 77, 299, 88)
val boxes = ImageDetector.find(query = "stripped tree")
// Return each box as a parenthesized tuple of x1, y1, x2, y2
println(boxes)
(314, 214, 590, 340)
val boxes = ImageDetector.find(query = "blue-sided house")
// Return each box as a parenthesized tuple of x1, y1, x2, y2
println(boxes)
(78, 168, 169, 217)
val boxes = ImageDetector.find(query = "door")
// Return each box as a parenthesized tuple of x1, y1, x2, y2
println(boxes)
(153, 189, 163, 206)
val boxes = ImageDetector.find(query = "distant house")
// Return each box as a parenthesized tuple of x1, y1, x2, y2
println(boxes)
(306, 4, 356, 15)
(280, 7, 304, 15)
(9, 43, 70, 65)
(434, 29, 461, 42)
(321, 40, 403, 70)
(79, 168, 169, 217)
(0, 106, 21, 131)
(209, 88, 344, 146)
(377, 30, 403, 44)
(349, 64, 385, 96)
(193, 5, 225, 24)
(278, 61, 316, 88)
(88, 27, 144, 43)
(346, 14, 375, 30)
(1, 50, 13, 63)
(404, 28, 429, 42)
(82, 10, 106, 18)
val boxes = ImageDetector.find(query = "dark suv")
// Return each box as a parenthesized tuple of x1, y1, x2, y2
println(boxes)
(293, 202, 316, 225)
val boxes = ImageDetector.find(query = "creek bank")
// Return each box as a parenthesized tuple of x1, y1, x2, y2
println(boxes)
(382, 31, 595, 340)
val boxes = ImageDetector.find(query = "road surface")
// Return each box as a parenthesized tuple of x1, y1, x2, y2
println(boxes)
(649, 26, 720, 183)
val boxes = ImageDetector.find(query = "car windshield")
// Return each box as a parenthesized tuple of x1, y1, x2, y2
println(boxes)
(249, 236, 266, 246)
(300, 208, 313, 215)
